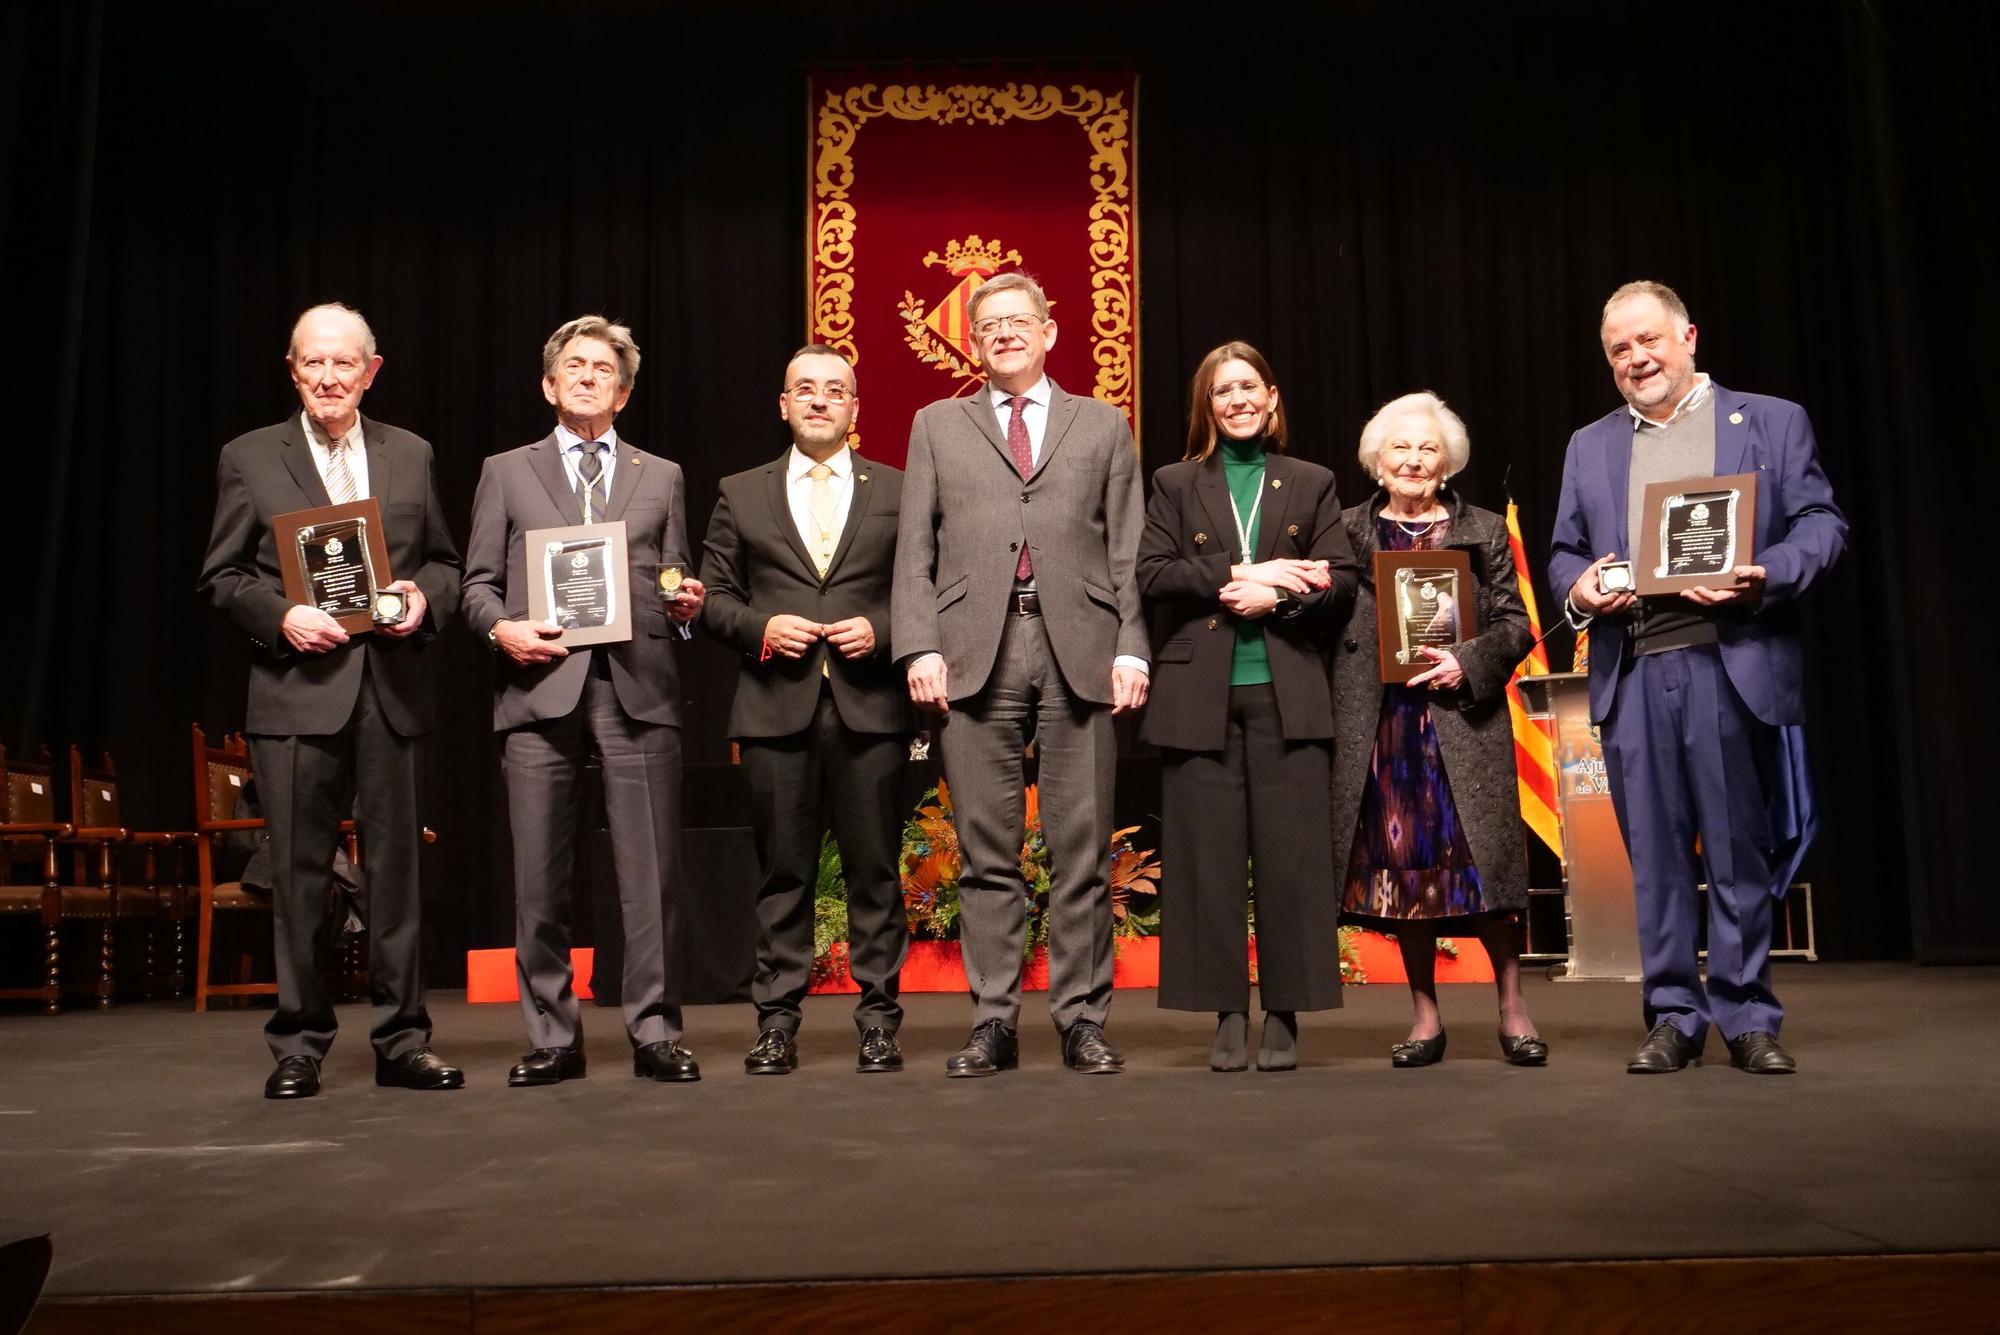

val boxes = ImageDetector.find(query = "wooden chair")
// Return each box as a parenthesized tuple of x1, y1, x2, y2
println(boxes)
(0, 744, 76, 1013)
(190, 724, 367, 1012)
(65, 747, 193, 1000)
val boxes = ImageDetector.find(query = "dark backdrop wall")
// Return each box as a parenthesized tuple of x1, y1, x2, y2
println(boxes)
(7, 1, 1993, 975)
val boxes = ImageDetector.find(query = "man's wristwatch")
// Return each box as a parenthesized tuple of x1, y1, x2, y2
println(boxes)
(487, 622, 502, 649)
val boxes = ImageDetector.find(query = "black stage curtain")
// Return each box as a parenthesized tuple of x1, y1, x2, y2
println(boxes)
(7, 2, 1993, 973)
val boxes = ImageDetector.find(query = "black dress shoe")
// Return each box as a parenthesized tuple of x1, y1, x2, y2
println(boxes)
(634, 1041, 701, 1082)
(264, 1055, 321, 1100)
(856, 1027, 903, 1073)
(1727, 1030, 1796, 1075)
(1627, 1021, 1703, 1074)
(375, 1046, 465, 1090)
(945, 1020, 1018, 1077)
(1211, 1011, 1249, 1072)
(1062, 1020, 1124, 1074)
(743, 1028, 798, 1075)
(1391, 1031, 1447, 1068)
(508, 1045, 586, 1087)
(1498, 1032, 1549, 1067)
(1257, 1010, 1298, 1072)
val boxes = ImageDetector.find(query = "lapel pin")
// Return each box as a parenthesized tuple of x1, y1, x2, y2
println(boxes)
(858, 473, 869, 482)
(1729, 412, 1744, 425)
(1270, 478, 1283, 489)
(1194, 533, 1208, 544)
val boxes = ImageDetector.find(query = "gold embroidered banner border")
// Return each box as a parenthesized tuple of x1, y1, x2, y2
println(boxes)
(807, 70, 1139, 463)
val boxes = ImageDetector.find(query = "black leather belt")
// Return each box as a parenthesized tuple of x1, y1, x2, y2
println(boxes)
(1011, 589, 1040, 616)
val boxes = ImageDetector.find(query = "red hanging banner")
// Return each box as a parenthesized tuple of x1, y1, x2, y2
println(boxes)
(807, 69, 1140, 466)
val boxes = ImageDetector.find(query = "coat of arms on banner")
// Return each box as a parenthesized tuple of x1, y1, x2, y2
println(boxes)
(806, 70, 1139, 465)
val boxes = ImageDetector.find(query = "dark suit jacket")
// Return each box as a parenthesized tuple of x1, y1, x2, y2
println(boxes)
(461, 432, 692, 731)
(1135, 452, 1358, 751)
(698, 451, 909, 738)
(892, 380, 1147, 704)
(1548, 383, 1847, 727)
(197, 413, 462, 737)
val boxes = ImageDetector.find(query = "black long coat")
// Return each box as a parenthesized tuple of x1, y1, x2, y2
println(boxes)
(1328, 488, 1534, 913)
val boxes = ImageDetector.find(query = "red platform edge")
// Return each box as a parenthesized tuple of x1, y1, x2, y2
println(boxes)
(465, 933, 1492, 1003)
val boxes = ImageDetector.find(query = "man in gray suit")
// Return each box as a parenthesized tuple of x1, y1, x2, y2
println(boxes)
(199, 302, 464, 1099)
(463, 315, 706, 1085)
(893, 272, 1149, 1076)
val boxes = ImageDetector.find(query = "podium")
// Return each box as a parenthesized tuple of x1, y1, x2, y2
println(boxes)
(1516, 672, 1641, 982)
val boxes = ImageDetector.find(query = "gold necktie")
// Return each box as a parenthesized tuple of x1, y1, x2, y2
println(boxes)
(807, 463, 837, 576)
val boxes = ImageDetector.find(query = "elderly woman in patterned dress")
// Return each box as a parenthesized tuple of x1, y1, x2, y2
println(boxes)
(1328, 391, 1546, 1067)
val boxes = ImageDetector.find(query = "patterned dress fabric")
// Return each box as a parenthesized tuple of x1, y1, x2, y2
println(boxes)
(1342, 516, 1486, 921)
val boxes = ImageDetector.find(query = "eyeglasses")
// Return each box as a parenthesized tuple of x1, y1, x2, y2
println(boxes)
(1210, 379, 1266, 402)
(788, 382, 852, 404)
(971, 314, 1044, 340)
(295, 356, 366, 377)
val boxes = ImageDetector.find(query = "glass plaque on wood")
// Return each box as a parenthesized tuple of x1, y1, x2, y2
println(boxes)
(273, 497, 394, 635)
(1373, 548, 1479, 684)
(525, 521, 632, 647)
(1634, 471, 1759, 595)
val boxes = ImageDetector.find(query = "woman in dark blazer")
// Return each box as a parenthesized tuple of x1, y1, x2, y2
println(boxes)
(1138, 342, 1359, 1071)
(1329, 391, 1545, 1067)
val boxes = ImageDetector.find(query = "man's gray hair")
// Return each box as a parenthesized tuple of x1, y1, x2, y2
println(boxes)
(965, 271, 1051, 325)
(288, 302, 377, 360)
(1357, 391, 1472, 482)
(1601, 280, 1691, 338)
(543, 315, 642, 387)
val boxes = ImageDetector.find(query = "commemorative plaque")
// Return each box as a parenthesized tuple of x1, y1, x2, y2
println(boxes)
(1374, 549, 1480, 685)
(525, 521, 632, 647)
(273, 497, 395, 635)
(1634, 471, 1759, 595)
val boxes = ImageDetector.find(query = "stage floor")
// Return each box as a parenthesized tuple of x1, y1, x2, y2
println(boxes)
(4, 964, 1997, 1300)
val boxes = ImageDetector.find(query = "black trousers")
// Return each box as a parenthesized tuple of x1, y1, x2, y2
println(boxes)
(739, 684, 908, 1034)
(1158, 683, 1342, 1013)
(248, 662, 430, 1062)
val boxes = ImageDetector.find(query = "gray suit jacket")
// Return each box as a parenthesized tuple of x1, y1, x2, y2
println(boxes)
(462, 433, 691, 731)
(197, 414, 462, 738)
(891, 381, 1146, 704)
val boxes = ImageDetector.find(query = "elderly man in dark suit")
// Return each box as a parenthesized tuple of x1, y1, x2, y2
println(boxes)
(893, 272, 1149, 1077)
(463, 315, 707, 1086)
(1551, 281, 1846, 1076)
(699, 344, 910, 1074)
(198, 302, 464, 1099)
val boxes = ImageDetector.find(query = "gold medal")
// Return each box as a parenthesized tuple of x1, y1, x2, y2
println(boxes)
(657, 564, 685, 595)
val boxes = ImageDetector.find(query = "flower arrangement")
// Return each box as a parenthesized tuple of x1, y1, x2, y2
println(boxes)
(811, 780, 1384, 986)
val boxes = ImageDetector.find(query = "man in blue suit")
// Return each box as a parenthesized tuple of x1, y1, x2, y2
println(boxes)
(1550, 281, 1846, 1075)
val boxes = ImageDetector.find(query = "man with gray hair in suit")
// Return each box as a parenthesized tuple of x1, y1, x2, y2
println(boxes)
(893, 272, 1149, 1076)
(463, 315, 707, 1086)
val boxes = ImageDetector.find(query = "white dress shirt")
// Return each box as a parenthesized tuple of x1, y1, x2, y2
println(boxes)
(786, 443, 854, 559)
(555, 423, 619, 521)
(302, 411, 369, 499)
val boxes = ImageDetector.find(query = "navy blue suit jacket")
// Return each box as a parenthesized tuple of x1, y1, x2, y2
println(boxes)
(1548, 382, 1847, 728)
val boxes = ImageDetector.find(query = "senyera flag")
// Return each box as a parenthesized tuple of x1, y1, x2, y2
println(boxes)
(806, 68, 1139, 466)
(1505, 496, 1562, 856)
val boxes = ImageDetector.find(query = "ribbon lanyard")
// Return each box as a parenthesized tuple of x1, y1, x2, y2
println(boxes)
(1228, 474, 1264, 562)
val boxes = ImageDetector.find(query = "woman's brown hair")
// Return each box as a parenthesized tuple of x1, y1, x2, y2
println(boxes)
(1183, 341, 1288, 462)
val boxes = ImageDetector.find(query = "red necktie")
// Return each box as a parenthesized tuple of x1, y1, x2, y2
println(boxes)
(1008, 395, 1033, 581)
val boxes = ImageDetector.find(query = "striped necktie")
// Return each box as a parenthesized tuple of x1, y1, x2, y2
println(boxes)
(324, 435, 358, 505)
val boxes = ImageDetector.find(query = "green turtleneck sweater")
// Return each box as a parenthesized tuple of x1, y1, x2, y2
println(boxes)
(1221, 439, 1272, 686)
